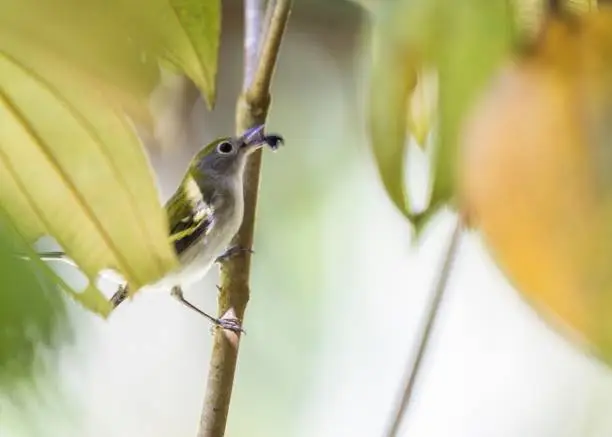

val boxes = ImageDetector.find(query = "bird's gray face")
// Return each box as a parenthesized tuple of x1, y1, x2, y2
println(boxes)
(195, 137, 251, 178)
(193, 125, 284, 180)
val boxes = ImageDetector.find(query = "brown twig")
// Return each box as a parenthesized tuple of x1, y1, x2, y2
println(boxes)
(383, 217, 463, 437)
(196, 1, 292, 436)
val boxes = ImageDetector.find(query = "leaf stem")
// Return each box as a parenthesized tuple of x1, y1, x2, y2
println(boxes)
(196, 1, 292, 437)
(383, 216, 463, 437)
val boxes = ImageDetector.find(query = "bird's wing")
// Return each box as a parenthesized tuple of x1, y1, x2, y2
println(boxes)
(166, 177, 216, 256)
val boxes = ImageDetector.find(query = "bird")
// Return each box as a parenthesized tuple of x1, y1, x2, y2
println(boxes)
(38, 125, 284, 332)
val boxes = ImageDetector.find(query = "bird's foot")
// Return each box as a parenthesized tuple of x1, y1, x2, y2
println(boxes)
(110, 284, 129, 308)
(170, 286, 245, 334)
(214, 317, 244, 333)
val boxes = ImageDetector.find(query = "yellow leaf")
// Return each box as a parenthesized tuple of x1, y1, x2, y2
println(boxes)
(0, 49, 179, 317)
(0, 0, 160, 127)
(0, 0, 222, 113)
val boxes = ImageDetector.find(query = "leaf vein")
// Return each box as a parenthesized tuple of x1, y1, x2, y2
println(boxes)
(0, 50, 168, 278)
(0, 86, 141, 286)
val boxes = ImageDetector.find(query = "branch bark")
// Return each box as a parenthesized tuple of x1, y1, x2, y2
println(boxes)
(197, 1, 292, 436)
(383, 216, 463, 437)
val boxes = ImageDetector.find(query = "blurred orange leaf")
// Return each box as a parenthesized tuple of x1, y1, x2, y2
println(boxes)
(459, 8, 612, 364)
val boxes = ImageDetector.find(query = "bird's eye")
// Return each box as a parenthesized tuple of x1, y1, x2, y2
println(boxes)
(217, 142, 234, 154)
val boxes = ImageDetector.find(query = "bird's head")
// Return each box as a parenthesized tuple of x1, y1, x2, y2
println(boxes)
(190, 125, 284, 180)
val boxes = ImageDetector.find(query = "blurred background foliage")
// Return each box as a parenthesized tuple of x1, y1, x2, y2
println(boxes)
(3, 1, 612, 437)
(0, 216, 69, 389)
(0, 213, 73, 436)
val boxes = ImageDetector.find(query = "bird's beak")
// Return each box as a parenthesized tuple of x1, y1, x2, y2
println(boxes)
(240, 125, 285, 153)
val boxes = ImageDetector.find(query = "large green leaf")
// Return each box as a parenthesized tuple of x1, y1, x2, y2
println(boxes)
(0, 48, 179, 316)
(366, 0, 513, 233)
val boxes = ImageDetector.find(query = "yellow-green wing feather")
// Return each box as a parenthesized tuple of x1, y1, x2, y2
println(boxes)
(165, 176, 215, 255)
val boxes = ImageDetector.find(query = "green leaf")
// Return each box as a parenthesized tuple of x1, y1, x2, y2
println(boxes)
(366, 0, 513, 233)
(0, 49, 179, 317)
(366, 0, 441, 222)
(367, 41, 417, 219)
(430, 0, 514, 211)
(0, 213, 71, 389)
(149, 0, 222, 108)
(118, 0, 222, 108)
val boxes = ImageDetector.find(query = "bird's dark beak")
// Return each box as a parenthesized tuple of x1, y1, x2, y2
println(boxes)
(240, 125, 285, 152)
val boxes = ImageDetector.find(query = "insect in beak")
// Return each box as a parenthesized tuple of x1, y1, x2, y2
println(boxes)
(240, 125, 285, 152)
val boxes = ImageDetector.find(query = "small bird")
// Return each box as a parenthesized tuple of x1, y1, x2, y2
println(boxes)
(39, 125, 284, 332)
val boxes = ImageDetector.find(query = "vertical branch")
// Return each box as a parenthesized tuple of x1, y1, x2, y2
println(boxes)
(261, 0, 278, 53)
(383, 217, 463, 437)
(197, 1, 292, 437)
(243, 0, 265, 86)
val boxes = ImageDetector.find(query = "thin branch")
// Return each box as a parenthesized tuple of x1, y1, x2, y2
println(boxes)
(197, 1, 292, 437)
(243, 0, 265, 87)
(246, 0, 289, 110)
(383, 216, 464, 437)
(260, 0, 277, 57)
